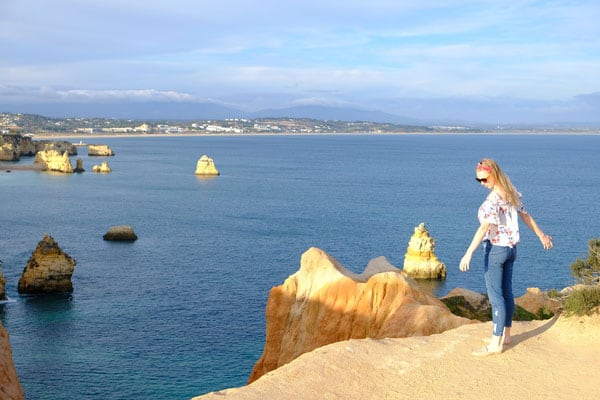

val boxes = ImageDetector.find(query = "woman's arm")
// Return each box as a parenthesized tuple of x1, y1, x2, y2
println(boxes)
(459, 221, 490, 272)
(518, 211, 553, 250)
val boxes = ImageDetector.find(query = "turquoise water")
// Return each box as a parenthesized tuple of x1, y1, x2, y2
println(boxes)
(1, 134, 599, 399)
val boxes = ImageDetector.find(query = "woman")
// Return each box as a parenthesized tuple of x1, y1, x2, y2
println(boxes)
(459, 158, 553, 356)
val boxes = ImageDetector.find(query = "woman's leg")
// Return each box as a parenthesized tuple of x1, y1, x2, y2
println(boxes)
(484, 244, 510, 338)
(501, 246, 517, 343)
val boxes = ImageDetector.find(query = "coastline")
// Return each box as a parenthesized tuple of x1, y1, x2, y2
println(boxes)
(30, 130, 600, 140)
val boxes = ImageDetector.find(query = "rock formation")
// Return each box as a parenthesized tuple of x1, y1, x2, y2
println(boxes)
(74, 158, 85, 173)
(34, 140, 77, 155)
(0, 134, 36, 160)
(88, 144, 114, 156)
(0, 322, 24, 400)
(18, 234, 77, 294)
(0, 260, 6, 301)
(33, 150, 74, 173)
(92, 160, 112, 173)
(0, 142, 19, 161)
(248, 247, 472, 383)
(403, 223, 446, 279)
(103, 225, 138, 241)
(195, 155, 220, 176)
(515, 287, 562, 316)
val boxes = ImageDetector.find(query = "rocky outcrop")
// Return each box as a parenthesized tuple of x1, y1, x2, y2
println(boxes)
(195, 155, 220, 176)
(0, 322, 24, 400)
(34, 150, 74, 173)
(441, 287, 561, 321)
(248, 247, 472, 383)
(92, 160, 112, 173)
(103, 225, 138, 241)
(515, 287, 562, 316)
(74, 158, 85, 172)
(0, 260, 6, 301)
(88, 144, 114, 156)
(0, 134, 36, 160)
(34, 140, 77, 155)
(18, 234, 77, 294)
(403, 223, 446, 279)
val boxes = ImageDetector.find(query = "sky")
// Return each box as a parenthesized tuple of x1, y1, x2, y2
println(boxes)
(1, 0, 599, 125)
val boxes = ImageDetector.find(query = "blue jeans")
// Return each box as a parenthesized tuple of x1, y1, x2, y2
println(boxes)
(483, 241, 517, 337)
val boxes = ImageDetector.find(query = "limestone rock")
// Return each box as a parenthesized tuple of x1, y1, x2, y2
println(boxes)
(248, 247, 471, 383)
(18, 234, 77, 294)
(92, 160, 112, 173)
(403, 223, 446, 279)
(515, 287, 562, 317)
(34, 140, 77, 155)
(0, 260, 6, 301)
(0, 143, 19, 161)
(0, 134, 36, 160)
(0, 322, 24, 400)
(74, 158, 85, 173)
(103, 225, 138, 241)
(195, 155, 220, 175)
(88, 144, 114, 156)
(33, 150, 74, 173)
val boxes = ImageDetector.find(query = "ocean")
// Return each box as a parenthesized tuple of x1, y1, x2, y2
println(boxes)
(1, 134, 599, 399)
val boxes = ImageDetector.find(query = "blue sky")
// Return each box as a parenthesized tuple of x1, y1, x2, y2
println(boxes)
(1, 0, 599, 124)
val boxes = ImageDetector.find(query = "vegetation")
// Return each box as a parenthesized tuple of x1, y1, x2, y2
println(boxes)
(563, 286, 600, 316)
(570, 238, 600, 285)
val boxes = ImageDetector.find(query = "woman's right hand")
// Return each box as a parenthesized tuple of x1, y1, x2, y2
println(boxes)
(459, 254, 471, 272)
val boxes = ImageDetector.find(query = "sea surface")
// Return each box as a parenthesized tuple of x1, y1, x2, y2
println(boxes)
(1, 134, 599, 399)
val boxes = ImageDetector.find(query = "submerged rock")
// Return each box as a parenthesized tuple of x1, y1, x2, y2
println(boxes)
(403, 222, 447, 279)
(103, 225, 138, 241)
(194, 155, 220, 176)
(248, 247, 471, 383)
(18, 234, 77, 294)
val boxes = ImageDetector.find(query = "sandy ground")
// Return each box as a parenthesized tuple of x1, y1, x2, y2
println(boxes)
(194, 314, 600, 400)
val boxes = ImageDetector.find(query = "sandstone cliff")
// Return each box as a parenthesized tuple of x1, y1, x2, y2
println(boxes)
(0, 261, 6, 301)
(34, 150, 74, 173)
(0, 134, 36, 160)
(34, 140, 77, 155)
(403, 222, 446, 279)
(18, 234, 77, 294)
(248, 247, 471, 383)
(195, 155, 220, 175)
(0, 322, 24, 400)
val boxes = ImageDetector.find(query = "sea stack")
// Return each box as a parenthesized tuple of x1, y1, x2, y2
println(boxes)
(92, 160, 112, 173)
(194, 155, 220, 176)
(18, 234, 77, 294)
(33, 150, 74, 173)
(403, 222, 447, 279)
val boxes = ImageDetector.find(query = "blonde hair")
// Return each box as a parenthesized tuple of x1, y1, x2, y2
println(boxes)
(478, 158, 520, 206)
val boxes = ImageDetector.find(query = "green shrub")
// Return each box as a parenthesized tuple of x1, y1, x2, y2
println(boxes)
(563, 286, 600, 316)
(570, 238, 600, 285)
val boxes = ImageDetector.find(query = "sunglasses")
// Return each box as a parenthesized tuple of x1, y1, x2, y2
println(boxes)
(475, 177, 489, 183)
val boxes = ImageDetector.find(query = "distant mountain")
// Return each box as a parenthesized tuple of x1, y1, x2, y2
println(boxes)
(0, 101, 247, 121)
(0, 101, 426, 125)
(250, 105, 422, 125)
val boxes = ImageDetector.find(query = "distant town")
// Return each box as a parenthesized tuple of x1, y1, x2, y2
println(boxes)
(1, 112, 597, 136)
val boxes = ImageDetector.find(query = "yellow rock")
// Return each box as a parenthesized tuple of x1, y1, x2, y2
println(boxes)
(403, 223, 446, 279)
(195, 155, 219, 175)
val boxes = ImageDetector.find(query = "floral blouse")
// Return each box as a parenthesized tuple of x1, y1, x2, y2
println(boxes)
(478, 191, 527, 247)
